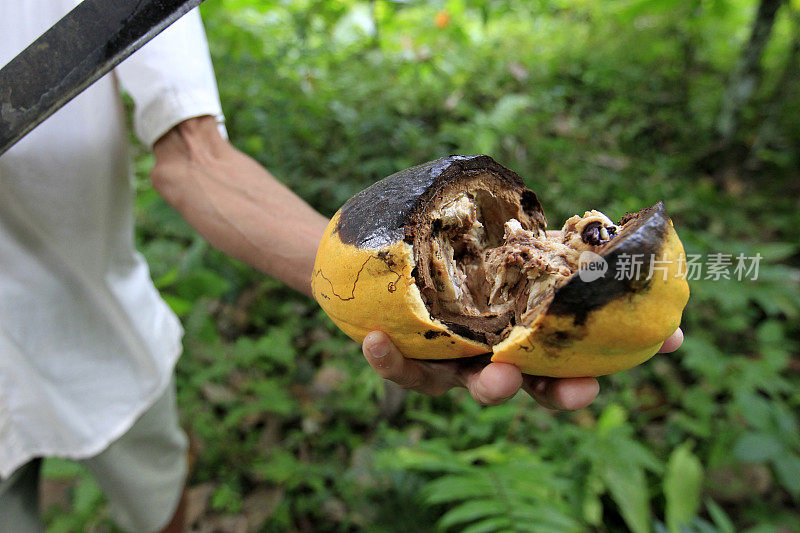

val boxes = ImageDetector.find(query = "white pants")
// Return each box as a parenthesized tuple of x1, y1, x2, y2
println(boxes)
(0, 380, 188, 532)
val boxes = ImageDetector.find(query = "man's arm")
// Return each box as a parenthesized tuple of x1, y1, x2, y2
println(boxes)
(151, 115, 328, 296)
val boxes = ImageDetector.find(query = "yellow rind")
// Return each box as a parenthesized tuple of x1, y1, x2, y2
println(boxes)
(312, 211, 489, 358)
(490, 225, 690, 377)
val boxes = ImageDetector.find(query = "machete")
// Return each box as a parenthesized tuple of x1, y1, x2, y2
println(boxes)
(0, 0, 205, 156)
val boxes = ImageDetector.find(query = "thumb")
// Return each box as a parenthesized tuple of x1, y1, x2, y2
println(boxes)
(362, 331, 426, 390)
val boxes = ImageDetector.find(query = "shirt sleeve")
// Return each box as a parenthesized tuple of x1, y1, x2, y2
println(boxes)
(114, 9, 227, 148)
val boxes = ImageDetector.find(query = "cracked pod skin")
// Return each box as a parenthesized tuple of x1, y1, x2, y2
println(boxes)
(491, 204, 689, 377)
(311, 155, 690, 377)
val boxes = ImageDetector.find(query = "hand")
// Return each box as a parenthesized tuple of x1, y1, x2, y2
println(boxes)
(362, 328, 684, 410)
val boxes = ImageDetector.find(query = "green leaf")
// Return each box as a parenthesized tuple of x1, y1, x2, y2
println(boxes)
(460, 517, 513, 533)
(582, 474, 604, 526)
(161, 294, 194, 317)
(771, 453, 800, 497)
(41, 458, 85, 479)
(597, 403, 628, 435)
(72, 478, 102, 514)
(253, 449, 301, 484)
(733, 432, 784, 462)
(511, 505, 583, 531)
(438, 499, 503, 530)
(211, 482, 242, 513)
(423, 475, 494, 504)
(609, 433, 664, 474)
(153, 266, 179, 289)
(249, 380, 296, 415)
(599, 461, 651, 533)
(174, 269, 231, 300)
(387, 443, 470, 474)
(734, 392, 774, 431)
(705, 498, 735, 533)
(664, 443, 704, 532)
(751, 242, 798, 262)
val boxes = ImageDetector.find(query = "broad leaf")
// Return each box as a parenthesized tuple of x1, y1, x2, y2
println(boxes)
(733, 432, 784, 462)
(599, 461, 651, 533)
(664, 443, 704, 532)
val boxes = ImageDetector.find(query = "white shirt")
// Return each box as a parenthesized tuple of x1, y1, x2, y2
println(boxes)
(0, 0, 225, 478)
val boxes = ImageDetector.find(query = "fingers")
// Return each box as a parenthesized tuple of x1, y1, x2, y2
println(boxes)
(363, 332, 524, 402)
(516, 329, 683, 410)
(523, 376, 599, 410)
(363, 331, 598, 409)
(658, 328, 684, 353)
(362, 331, 458, 395)
(461, 363, 523, 406)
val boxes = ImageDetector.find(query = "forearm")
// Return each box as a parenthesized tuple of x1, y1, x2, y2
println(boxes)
(151, 116, 329, 297)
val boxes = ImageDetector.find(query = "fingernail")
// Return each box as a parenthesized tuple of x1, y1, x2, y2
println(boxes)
(369, 340, 389, 358)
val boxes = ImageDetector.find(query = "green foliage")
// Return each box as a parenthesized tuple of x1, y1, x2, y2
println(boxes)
(44, 0, 800, 531)
(380, 441, 581, 532)
(579, 404, 663, 533)
(41, 459, 119, 532)
(664, 442, 704, 532)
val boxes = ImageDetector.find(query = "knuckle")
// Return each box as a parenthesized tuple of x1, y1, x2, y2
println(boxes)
(427, 384, 451, 397)
(394, 371, 425, 391)
(468, 386, 489, 406)
(476, 394, 500, 406)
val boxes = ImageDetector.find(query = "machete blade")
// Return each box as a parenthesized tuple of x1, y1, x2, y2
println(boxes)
(0, 0, 204, 156)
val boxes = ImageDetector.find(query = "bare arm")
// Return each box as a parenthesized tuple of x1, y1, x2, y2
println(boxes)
(151, 115, 329, 297)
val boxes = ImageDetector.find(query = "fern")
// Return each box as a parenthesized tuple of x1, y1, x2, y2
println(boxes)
(380, 441, 583, 533)
(577, 404, 664, 533)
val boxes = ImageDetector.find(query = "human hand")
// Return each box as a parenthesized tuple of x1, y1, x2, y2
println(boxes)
(362, 328, 684, 409)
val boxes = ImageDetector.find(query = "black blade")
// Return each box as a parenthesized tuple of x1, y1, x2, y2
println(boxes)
(0, 0, 204, 156)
